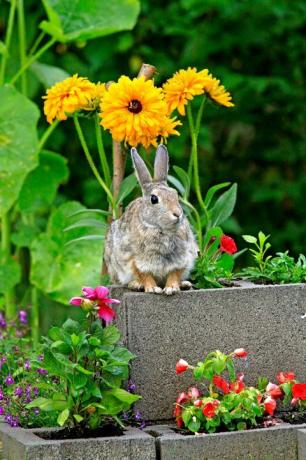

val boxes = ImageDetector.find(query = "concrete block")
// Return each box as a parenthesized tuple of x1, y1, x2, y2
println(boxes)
(0, 423, 156, 460)
(113, 283, 306, 420)
(150, 423, 306, 460)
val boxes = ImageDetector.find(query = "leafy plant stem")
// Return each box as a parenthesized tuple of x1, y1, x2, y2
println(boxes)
(38, 120, 60, 151)
(17, 0, 27, 95)
(0, 0, 17, 85)
(1, 212, 15, 318)
(9, 38, 56, 85)
(31, 286, 39, 348)
(28, 31, 46, 57)
(94, 114, 111, 188)
(73, 115, 117, 216)
(187, 104, 209, 223)
(181, 198, 203, 251)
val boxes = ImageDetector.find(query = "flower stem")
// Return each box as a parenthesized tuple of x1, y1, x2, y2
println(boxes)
(38, 120, 60, 151)
(0, 0, 17, 85)
(186, 103, 209, 224)
(17, 0, 27, 95)
(28, 31, 46, 57)
(1, 213, 15, 318)
(31, 286, 39, 348)
(94, 114, 111, 188)
(9, 38, 56, 85)
(73, 115, 116, 215)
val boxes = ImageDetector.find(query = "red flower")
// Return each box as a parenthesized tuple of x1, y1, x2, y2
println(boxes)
(229, 380, 245, 394)
(292, 383, 306, 401)
(70, 285, 119, 324)
(233, 348, 248, 358)
(277, 372, 295, 384)
(173, 404, 184, 428)
(213, 375, 230, 394)
(176, 392, 189, 404)
(194, 399, 203, 407)
(187, 387, 201, 400)
(266, 382, 283, 400)
(264, 397, 276, 416)
(202, 400, 220, 418)
(176, 416, 183, 428)
(220, 235, 237, 254)
(176, 359, 189, 374)
(291, 397, 299, 407)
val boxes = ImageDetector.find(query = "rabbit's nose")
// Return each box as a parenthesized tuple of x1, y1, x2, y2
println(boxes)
(173, 211, 182, 220)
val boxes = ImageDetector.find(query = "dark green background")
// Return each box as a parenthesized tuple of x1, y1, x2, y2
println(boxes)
(2, 0, 306, 256)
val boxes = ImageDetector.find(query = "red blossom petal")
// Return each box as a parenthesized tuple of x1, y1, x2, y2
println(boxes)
(176, 392, 189, 404)
(264, 397, 276, 416)
(292, 383, 306, 401)
(202, 400, 220, 418)
(94, 286, 110, 300)
(266, 382, 283, 399)
(194, 399, 203, 407)
(220, 235, 237, 254)
(176, 359, 189, 374)
(277, 371, 295, 384)
(213, 375, 230, 394)
(229, 380, 245, 394)
(82, 287, 96, 300)
(233, 348, 248, 358)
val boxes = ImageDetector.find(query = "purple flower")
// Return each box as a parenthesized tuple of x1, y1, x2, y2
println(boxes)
(14, 387, 23, 397)
(33, 408, 40, 415)
(0, 390, 3, 401)
(0, 313, 6, 329)
(38, 355, 44, 362)
(121, 412, 129, 421)
(37, 368, 48, 375)
(128, 380, 136, 393)
(140, 421, 146, 429)
(33, 387, 39, 396)
(0, 406, 4, 415)
(1, 356, 7, 365)
(5, 375, 14, 385)
(134, 411, 142, 422)
(5, 414, 12, 424)
(18, 310, 28, 325)
(11, 420, 19, 427)
(24, 360, 30, 371)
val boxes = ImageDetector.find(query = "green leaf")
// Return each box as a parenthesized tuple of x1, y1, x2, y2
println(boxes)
(0, 257, 21, 293)
(75, 364, 93, 375)
(62, 318, 81, 334)
(64, 234, 105, 246)
(116, 174, 138, 204)
(41, 0, 140, 42)
(204, 182, 231, 208)
(0, 41, 7, 56)
(73, 414, 84, 423)
(64, 219, 107, 232)
(188, 417, 201, 433)
(173, 166, 190, 198)
(48, 326, 63, 341)
(216, 253, 234, 272)
(106, 388, 140, 404)
(0, 86, 39, 216)
(19, 151, 69, 214)
(100, 325, 121, 346)
(57, 408, 70, 426)
(226, 359, 236, 382)
(68, 209, 111, 218)
(182, 410, 192, 426)
(167, 175, 185, 196)
(209, 183, 237, 227)
(71, 333, 80, 346)
(11, 222, 39, 248)
(242, 235, 258, 244)
(30, 61, 70, 88)
(30, 201, 103, 304)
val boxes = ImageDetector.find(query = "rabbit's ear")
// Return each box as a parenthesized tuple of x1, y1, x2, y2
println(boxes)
(131, 147, 152, 187)
(154, 144, 169, 182)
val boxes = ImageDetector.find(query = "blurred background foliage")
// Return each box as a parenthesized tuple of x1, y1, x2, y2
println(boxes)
(1, 0, 305, 254)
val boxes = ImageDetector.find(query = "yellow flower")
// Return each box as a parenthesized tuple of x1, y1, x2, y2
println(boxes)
(100, 76, 169, 147)
(203, 76, 234, 107)
(159, 117, 182, 142)
(43, 74, 97, 124)
(94, 82, 106, 102)
(163, 67, 210, 116)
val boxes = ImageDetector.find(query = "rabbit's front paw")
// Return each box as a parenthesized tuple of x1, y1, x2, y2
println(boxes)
(180, 280, 193, 290)
(163, 285, 180, 296)
(128, 280, 144, 291)
(145, 285, 163, 294)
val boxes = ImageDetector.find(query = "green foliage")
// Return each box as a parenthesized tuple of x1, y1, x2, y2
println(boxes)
(27, 312, 140, 430)
(41, 0, 140, 42)
(0, 86, 39, 216)
(240, 232, 306, 284)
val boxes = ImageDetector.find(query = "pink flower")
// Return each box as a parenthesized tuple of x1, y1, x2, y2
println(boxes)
(233, 348, 248, 358)
(291, 397, 299, 407)
(69, 297, 84, 306)
(194, 399, 203, 407)
(187, 387, 201, 400)
(70, 286, 119, 325)
(202, 400, 220, 418)
(264, 397, 276, 416)
(266, 382, 283, 400)
(176, 392, 189, 404)
(176, 359, 189, 374)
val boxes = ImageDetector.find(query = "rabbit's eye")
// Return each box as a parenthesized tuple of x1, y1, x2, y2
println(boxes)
(151, 194, 159, 204)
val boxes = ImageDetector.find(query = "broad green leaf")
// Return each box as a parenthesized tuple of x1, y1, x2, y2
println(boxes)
(48, 326, 63, 341)
(30, 201, 103, 303)
(30, 61, 70, 88)
(209, 183, 237, 227)
(0, 41, 7, 56)
(57, 408, 70, 426)
(41, 0, 140, 42)
(0, 86, 39, 216)
(62, 318, 81, 334)
(167, 175, 185, 196)
(64, 219, 107, 232)
(216, 253, 234, 271)
(64, 234, 105, 246)
(116, 174, 138, 204)
(73, 414, 84, 423)
(0, 257, 21, 293)
(19, 151, 69, 213)
(173, 166, 190, 198)
(204, 182, 231, 208)
(188, 417, 201, 433)
(100, 325, 121, 346)
(106, 388, 140, 404)
(69, 209, 111, 218)
(182, 410, 192, 426)
(242, 235, 257, 244)
(75, 364, 93, 375)
(11, 222, 39, 248)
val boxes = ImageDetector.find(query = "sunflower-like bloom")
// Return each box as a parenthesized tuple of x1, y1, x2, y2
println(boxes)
(100, 76, 175, 147)
(203, 77, 234, 107)
(43, 74, 97, 123)
(160, 116, 182, 142)
(163, 67, 210, 116)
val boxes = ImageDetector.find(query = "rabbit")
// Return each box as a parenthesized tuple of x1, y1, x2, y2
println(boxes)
(104, 144, 198, 295)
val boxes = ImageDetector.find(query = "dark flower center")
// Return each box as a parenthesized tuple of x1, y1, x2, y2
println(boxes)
(128, 99, 142, 114)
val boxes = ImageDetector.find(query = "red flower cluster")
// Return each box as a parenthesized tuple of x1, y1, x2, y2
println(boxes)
(202, 400, 220, 418)
(176, 359, 189, 374)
